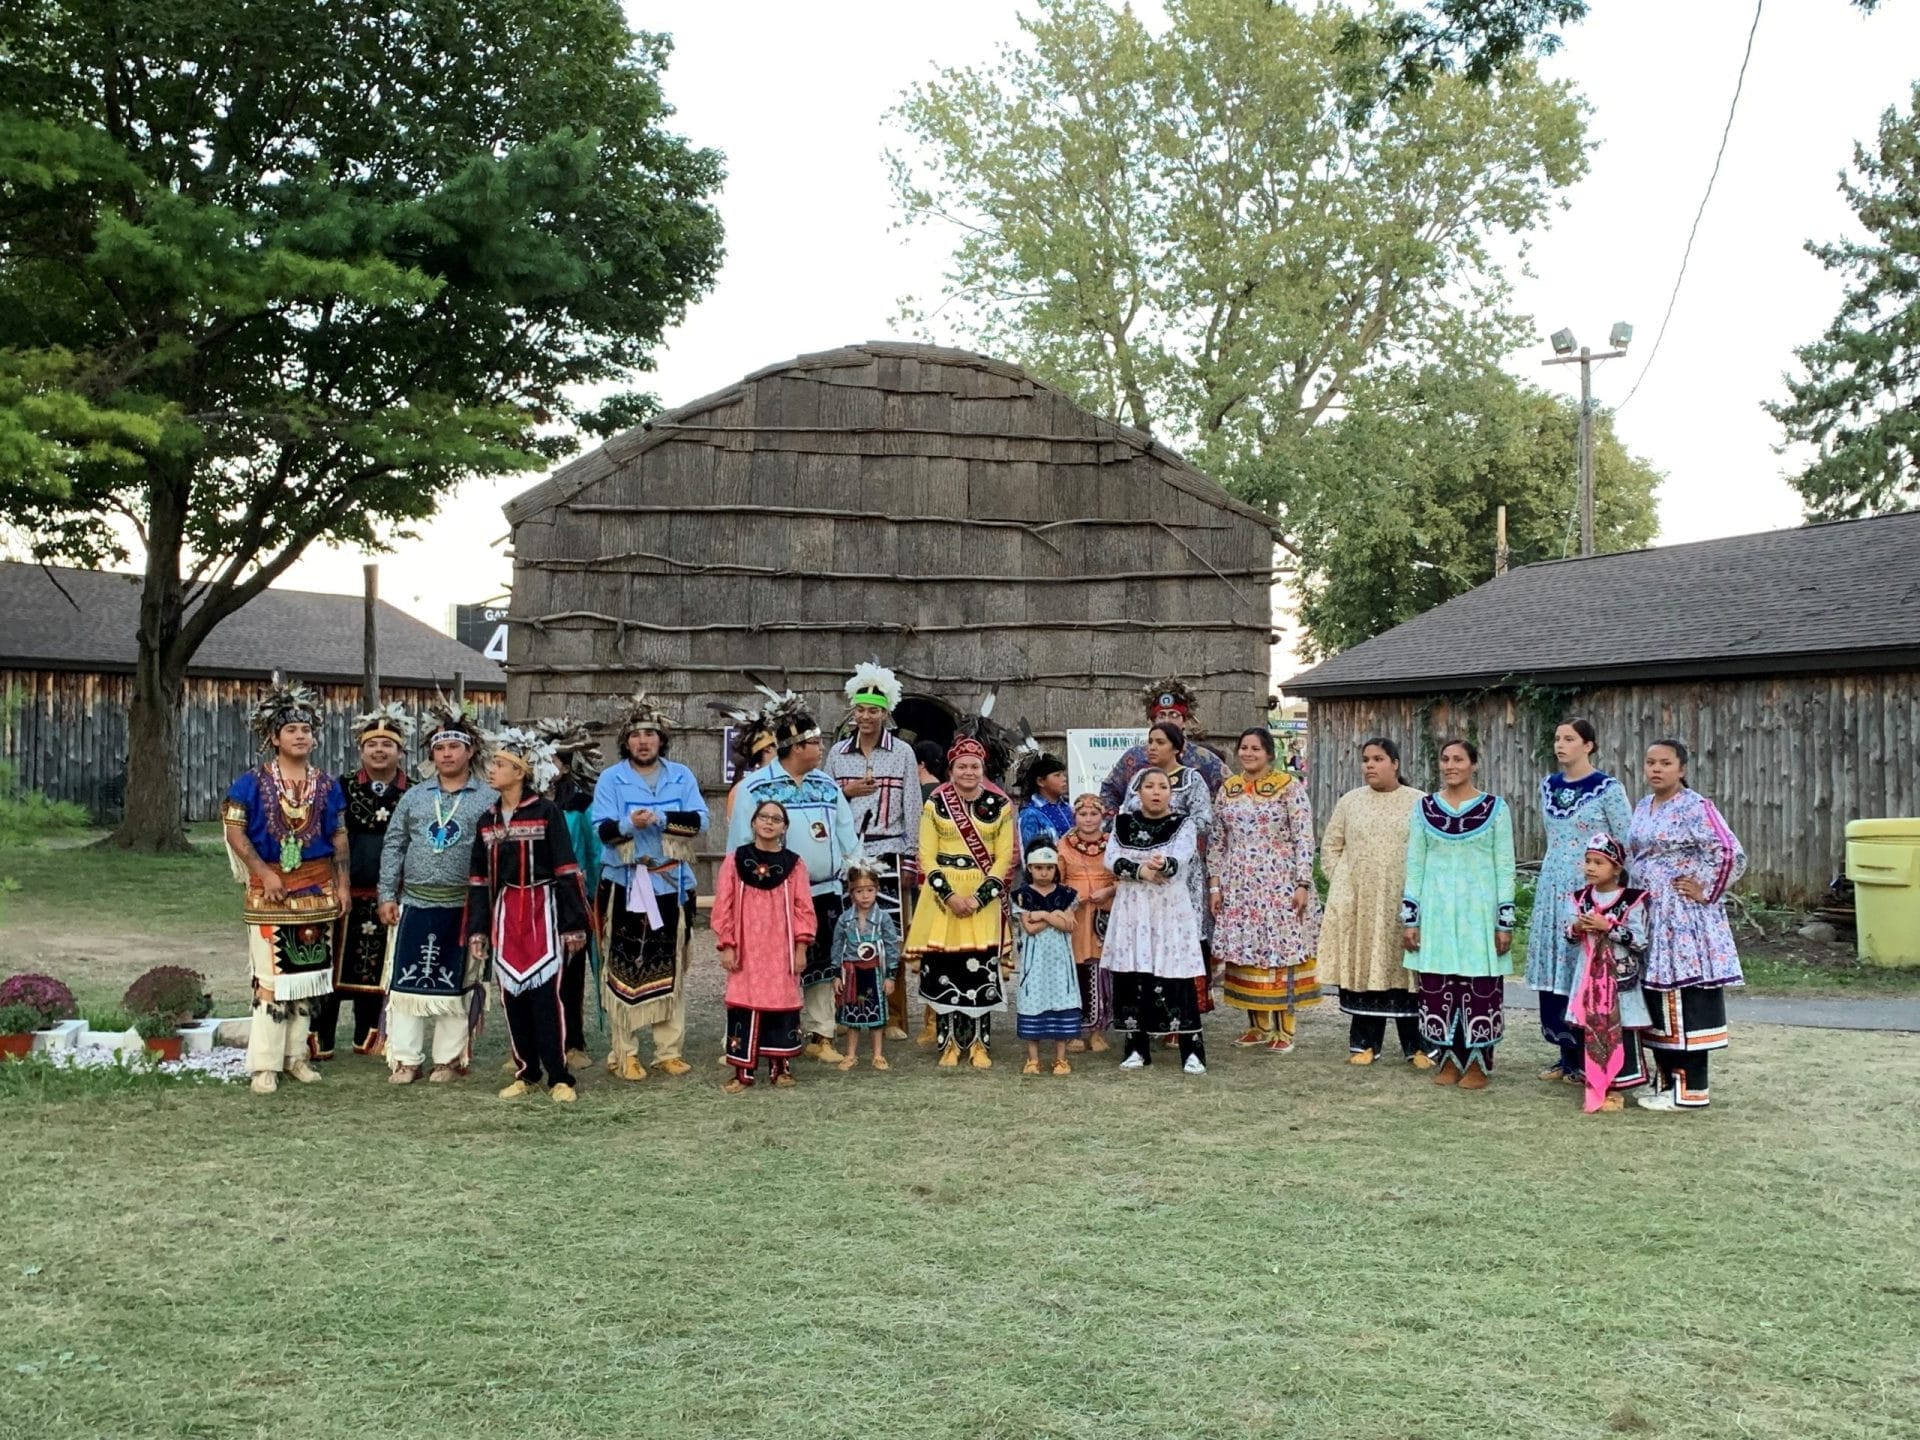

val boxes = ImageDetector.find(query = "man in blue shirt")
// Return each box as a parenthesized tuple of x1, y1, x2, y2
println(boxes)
(222, 682, 348, 1096)
(725, 708, 859, 1060)
(591, 694, 708, 1081)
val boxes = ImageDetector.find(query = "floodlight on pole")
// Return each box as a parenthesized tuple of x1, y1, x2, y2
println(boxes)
(1542, 321, 1633, 558)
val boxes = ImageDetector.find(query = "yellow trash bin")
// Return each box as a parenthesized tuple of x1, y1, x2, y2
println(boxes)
(1845, 818, 1920, 968)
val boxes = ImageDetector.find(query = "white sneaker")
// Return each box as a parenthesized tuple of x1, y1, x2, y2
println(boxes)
(1182, 1054, 1207, 1076)
(1635, 1091, 1681, 1112)
(1119, 1052, 1146, 1070)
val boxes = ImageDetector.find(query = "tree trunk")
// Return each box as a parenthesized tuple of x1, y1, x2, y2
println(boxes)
(111, 658, 191, 852)
(104, 465, 193, 853)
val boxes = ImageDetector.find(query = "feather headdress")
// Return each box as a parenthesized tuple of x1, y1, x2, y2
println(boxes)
(843, 660, 902, 714)
(248, 681, 321, 751)
(948, 690, 1024, 785)
(487, 726, 559, 793)
(708, 678, 807, 774)
(351, 700, 415, 748)
(535, 714, 602, 783)
(1140, 677, 1200, 732)
(421, 692, 484, 762)
(615, 691, 676, 747)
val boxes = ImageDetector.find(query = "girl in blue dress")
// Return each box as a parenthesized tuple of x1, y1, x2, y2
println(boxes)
(1012, 840, 1082, 1076)
(1525, 719, 1634, 1083)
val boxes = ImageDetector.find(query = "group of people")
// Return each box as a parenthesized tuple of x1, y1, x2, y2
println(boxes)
(221, 669, 1747, 1113)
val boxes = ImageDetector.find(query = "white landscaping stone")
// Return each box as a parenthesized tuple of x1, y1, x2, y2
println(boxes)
(31, 1019, 86, 1053)
(79, 1026, 144, 1054)
(178, 1018, 221, 1055)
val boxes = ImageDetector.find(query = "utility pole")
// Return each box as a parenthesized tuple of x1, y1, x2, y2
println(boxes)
(1543, 324, 1632, 557)
(361, 563, 380, 709)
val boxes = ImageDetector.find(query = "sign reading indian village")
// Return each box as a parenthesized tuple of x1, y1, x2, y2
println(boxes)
(1066, 728, 1145, 802)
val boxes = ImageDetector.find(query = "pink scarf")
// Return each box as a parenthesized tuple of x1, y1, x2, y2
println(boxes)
(1566, 893, 1626, 1113)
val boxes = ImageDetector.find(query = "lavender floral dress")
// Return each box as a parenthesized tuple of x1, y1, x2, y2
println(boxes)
(1627, 789, 1747, 988)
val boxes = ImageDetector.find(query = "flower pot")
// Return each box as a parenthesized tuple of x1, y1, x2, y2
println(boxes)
(144, 1036, 184, 1062)
(0, 1033, 31, 1059)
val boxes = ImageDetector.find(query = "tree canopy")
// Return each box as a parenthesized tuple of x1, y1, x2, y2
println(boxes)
(1336, 1, 1588, 115)
(0, 0, 724, 847)
(1273, 366, 1660, 657)
(1768, 82, 1920, 519)
(889, 0, 1600, 654)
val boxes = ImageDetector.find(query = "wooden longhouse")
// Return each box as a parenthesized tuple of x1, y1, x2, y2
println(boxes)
(501, 340, 1283, 811)
(1283, 512, 1920, 904)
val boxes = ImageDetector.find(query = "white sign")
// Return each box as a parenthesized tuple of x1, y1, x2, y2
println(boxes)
(1066, 727, 1146, 803)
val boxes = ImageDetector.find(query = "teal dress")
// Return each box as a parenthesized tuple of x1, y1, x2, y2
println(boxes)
(1402, 791, 1516, 1074)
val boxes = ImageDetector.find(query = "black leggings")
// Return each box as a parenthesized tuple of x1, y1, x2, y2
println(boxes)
(504, 979, 575, 1088)
(934, 1012, 992, 1050)
(1348, 1013, 1423, 1058)
(1124, 1029, 1205, 1066)
(311, 990, 382, 1055)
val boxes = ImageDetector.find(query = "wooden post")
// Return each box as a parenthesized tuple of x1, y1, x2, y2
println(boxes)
(453, 671, 465, 704)
(1494, 505, 1510, 576)
(361, 563, 380, 709)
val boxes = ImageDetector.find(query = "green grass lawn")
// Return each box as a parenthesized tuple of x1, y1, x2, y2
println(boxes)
(2, 839, 1919, 1439)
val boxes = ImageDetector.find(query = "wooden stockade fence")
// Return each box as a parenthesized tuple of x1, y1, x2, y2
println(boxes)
(501, 341, 1286, 812)
(1303, 669, 1920, 905)
(1, 670, 504, 824)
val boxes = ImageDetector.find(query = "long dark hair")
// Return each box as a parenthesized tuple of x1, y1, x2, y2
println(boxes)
(1648, 737, 1691, 789)
(1237, 726, 1276, 759)
(1361, 736, 1400, 766)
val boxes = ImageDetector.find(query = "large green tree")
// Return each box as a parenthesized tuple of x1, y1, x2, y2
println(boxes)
(889, 0, 1592, 651)
(1337, 1, 1588, 114)
(1768, 82, 1920, 519)
(0, 0, 723, 849)
(1267, 366, 1660, 658)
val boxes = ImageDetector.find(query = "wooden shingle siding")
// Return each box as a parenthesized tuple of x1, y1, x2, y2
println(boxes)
(1303, 670, 1920, 905)
(502, 342, 1282, 850)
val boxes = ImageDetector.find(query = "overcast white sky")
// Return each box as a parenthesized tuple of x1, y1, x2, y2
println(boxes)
(280, 0, 1920, 652)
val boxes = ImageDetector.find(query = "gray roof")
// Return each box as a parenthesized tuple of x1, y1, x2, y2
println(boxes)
(0, 563, 505, 689)
(503, 339, 1285, 537)
(1285, 511, 1920, 698)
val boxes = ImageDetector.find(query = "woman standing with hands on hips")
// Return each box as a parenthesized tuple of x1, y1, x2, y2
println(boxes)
(1629, 739, 1746, 1111)
(1402, 738, 1516, 1089)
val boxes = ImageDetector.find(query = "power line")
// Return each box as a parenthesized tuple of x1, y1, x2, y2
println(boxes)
(1615, 0, 1765, 412)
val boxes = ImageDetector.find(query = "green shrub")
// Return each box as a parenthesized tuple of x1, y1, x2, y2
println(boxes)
(0, 1002, 44, 1034)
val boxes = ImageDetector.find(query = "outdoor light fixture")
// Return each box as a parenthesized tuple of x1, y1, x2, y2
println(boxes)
(1549, 328, 1577, 355)
(1610, 321, 1634, 348)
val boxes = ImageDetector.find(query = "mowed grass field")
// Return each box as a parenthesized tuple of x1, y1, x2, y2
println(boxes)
(2, 837, 1918, 1440)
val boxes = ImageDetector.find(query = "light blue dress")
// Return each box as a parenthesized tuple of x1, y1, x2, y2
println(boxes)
(1400, 792, 1517, 977)
(1013, 883, 1084, 1039)
(1524, 771, 1633, 994)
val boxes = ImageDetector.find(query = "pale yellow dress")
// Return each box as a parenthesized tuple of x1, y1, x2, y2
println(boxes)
(1318, 783, 1425, 1000)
